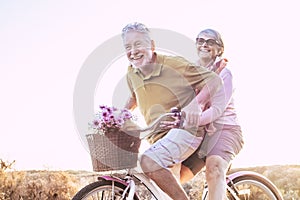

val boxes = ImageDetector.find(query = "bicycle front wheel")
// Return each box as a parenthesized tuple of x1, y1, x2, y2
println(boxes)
(227, 173, 283, 200)
(72, 179, 139, 200)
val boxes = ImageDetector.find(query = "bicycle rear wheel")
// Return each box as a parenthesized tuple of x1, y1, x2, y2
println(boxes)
(227, 174, 283, 200)
(72, 179, 139, 200)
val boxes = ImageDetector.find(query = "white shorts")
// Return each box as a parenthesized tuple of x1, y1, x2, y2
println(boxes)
(142, 128, 203, 168)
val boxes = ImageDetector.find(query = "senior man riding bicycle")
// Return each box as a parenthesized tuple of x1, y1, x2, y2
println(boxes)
(122, 22, 226, 200)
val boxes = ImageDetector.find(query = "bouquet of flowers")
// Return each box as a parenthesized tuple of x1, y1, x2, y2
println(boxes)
(88, 105, 135, 135)
(86, 105, 141, 171)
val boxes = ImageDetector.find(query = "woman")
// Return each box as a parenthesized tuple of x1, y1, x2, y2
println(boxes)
(180, 29, 244, 200)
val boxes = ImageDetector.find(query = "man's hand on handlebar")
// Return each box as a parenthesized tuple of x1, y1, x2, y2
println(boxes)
(159, 107, 182, 129)
(159, 102, 203, 130)
(159, 115, 181, 129)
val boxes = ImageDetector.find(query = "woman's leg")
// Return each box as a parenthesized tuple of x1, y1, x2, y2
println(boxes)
(180, 151, 206, 184)
(205, 155, 230, 200)
(180, 164, 195, 184)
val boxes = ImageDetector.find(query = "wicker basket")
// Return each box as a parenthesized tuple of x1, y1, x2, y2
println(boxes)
(86, 129, 141, 172)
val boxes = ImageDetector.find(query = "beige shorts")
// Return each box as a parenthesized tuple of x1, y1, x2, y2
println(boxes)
(142, 128, 203, 168)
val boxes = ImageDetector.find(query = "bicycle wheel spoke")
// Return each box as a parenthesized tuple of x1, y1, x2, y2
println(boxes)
(226, 175, 282, 200)
(72, 180, 131, 200)
(235, 181, 274, 199)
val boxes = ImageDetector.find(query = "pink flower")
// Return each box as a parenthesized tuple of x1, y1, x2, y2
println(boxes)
(89, 105, 133, 134)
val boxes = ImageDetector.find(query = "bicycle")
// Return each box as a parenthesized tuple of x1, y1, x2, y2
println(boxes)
(72, 109, 283, 200)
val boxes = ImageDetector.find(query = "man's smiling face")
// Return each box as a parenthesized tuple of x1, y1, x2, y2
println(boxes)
(123, 31, 154, 68)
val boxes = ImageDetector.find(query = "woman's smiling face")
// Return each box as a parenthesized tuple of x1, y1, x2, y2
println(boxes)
(196, 33, 222, 61)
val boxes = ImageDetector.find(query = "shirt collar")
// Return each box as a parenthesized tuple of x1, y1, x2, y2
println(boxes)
(132, 53, 163, 79)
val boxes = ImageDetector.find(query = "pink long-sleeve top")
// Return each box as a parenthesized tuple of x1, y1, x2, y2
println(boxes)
(198, 67, 240, 126)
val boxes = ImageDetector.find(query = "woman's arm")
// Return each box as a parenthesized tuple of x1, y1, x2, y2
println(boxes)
(198, 69, 233, 125)
(182, 73, 225, 127)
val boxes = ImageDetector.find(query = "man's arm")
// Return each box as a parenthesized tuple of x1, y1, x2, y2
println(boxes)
(124, 95, 137, 111)
(125, 73, 137, 111)
(182, 75, 225, 127)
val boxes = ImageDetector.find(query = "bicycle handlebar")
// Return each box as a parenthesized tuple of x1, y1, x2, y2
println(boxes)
(138, 107, 184, 139)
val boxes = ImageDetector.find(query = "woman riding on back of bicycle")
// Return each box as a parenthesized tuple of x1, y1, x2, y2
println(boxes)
(180, 29, 244, 200)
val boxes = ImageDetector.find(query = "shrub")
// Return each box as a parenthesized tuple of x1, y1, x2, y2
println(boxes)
(0, 160, 80, 200)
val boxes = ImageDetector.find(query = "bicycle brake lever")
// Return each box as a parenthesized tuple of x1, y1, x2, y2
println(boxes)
(170, 107, 185, 128)
(179, 111, 186, 128)
(170, 107, 180, 116)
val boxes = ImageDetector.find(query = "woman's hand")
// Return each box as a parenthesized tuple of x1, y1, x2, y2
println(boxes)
(214, 58, 228, 74)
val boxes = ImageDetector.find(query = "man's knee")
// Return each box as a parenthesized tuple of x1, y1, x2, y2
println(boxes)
(140, 154, 151, 172)
(140, 154, 162, 174)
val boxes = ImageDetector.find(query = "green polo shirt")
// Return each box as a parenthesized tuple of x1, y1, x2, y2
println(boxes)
(126, 53, 216, 142)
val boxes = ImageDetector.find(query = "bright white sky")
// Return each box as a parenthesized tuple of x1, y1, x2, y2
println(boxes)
(1, 0, 299, 171)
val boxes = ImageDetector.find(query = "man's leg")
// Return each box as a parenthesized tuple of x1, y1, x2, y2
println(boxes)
(140, 155, 189, 200)
(170, 163, 181, 181)
(205, 155, 229, 200)
(140, 128, 203, 200)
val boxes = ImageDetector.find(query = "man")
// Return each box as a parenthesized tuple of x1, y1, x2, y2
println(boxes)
(122, 22, 225, 200)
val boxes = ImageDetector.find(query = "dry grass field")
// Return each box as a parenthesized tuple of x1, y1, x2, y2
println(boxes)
(1, 159, 299, 199)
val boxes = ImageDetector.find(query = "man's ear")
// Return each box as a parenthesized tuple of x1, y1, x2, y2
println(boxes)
(151, 40, 155, 51)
